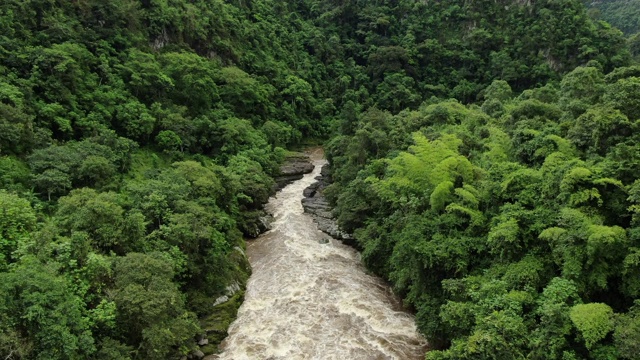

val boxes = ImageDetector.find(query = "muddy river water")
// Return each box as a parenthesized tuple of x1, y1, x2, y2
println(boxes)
(216, 149, 428, 359)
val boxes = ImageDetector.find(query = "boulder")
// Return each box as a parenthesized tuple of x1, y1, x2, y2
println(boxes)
(301, 164, 354, 244)
(320, 163, 332, 179)
(279, 154, 314, 176)
(258, 213, 275, 233)
(212, 295, 229, 307)
(272, 174, 305, 192)
(303, 182, 320, 198)
(273, 153, 314, 192)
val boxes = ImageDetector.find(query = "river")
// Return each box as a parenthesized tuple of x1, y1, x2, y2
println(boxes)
(216, 149, 428, 359)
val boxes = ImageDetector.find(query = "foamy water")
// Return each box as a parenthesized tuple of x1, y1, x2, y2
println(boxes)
(216, 149, 427, 360)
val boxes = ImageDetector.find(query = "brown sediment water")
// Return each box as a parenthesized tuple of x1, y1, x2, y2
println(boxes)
(216, 148, 428, 360)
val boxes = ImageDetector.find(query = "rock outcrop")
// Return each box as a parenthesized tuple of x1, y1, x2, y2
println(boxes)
(273, 153, 314, 192)
(196, 247, 249, 357)
(301, 163, 355, 245)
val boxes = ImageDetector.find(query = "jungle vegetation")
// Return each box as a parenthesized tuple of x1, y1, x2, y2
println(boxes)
(0, 0, 638, 359)
(584, 0, 640, 36)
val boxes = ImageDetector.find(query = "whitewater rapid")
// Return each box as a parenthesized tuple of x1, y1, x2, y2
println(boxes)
(216, 149, 428, 360)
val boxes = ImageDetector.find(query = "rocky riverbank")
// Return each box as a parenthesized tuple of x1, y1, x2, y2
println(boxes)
(214, 149, 427, 360)
(273, 152, 315, 192)
(189, 154, 317, 360)
(242, 153, 314, 238)
(301, 163, 354, 245)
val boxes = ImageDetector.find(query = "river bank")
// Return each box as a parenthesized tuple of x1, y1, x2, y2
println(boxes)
(214, 149, 427, 359)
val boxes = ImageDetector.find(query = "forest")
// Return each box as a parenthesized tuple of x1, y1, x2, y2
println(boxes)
(0, 0, 639, 359)
(584, 0, 640, 36)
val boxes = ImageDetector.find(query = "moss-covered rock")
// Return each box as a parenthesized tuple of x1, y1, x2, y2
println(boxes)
(199, 291, 246, 354)
(195, 241, 250, 355)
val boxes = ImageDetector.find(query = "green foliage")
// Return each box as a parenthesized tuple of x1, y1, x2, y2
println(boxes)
(483, 80, 513, 103)
(29, 138, 135, 199)
(217, 66, 273, 120)
(0, 156, 31, 193)
(570, 303, 614, 349)
(0, 260, 95, 359)
(370, 133, 476, 210)
(55, 189, 145, 254)
(0, 90, 33, 155)
(155, 130, 182, 153)
(614, 301, 640, 359)
(584, 0, 640, 36)
(603, 76, 640, 120)
(112, 253, 199, 358)
(261, 120, 299, 148)
(327, 40, 640, 358)
(159, 51, 220, 116)
(0, 0, 314, 352)
(560, 66, 605, 117)
(567, 106, 633, 156)
(0, 191, 36, 270)
(199, 291, 245, 350)
(0, 0, 638, 357)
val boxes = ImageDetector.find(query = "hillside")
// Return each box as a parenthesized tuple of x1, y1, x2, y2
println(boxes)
(0, 0, 636, 359)
(584, 0, 640, 35)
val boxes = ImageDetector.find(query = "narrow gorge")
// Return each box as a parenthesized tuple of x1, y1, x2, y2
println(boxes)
(216, 149, 427, 359)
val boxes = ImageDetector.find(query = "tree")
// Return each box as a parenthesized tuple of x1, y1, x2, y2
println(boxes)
(483, 79, 513, 102)
(155, 130, 182, 153)
(217, 66, 274, 120)
(570, 303, 614, 349)
(0, 156, 32, 193)
(0, 83, 34, 155)
(281, 75, 313, 116)
(118, 49, 173, 104)
(113, 100, 156, 142)
(0, 259, 96, 359)
(261, 120, 296, 148)
(374, 72, 421, 113)
(603, 76, 640, 120)
(215, 118, 269, 160)
(614, 301, 640, 359)
(0, 191, 36, 270)
(567, 106, 633, 156)
(112, 253, 199, 359)
(34, 168, 72, 201)
(29, 140, 126, 198)
(160, 51, 220, 115)
(78, 155, 118, 188)
(56, 188, 146, 254)
(559, 66, 605, 117)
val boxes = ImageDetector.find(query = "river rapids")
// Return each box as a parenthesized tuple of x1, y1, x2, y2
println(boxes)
(216, 149, 428, 360)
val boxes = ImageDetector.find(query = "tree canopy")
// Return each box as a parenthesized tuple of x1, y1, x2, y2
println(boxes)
(0, 0, 638, 358)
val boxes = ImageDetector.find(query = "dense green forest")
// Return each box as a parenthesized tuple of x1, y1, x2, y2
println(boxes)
(583, 0, 640, 61)
(326, 67, 640, 359)
(585, 0, 640, 36)
(0, 0, 638, 359)
(0, 0, 326, 358)
(324, 3, 640, 359)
